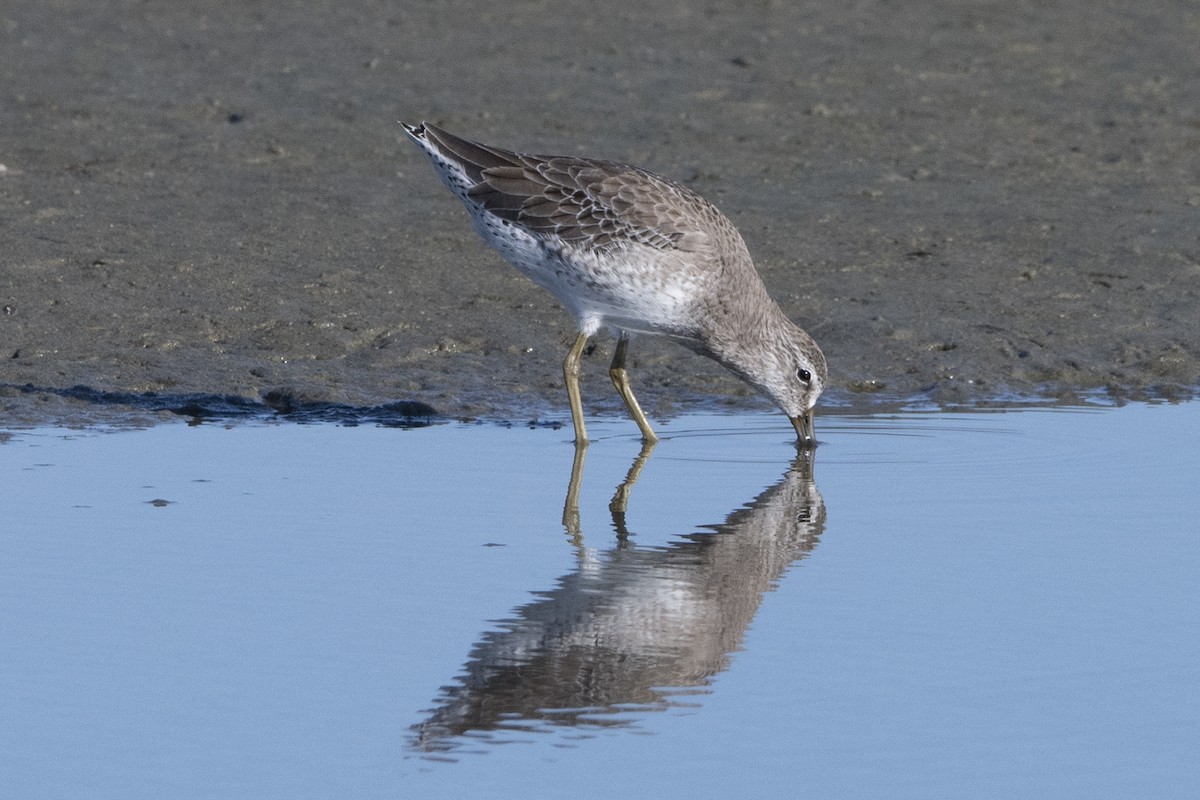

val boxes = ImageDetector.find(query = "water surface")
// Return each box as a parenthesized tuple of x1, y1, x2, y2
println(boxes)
(2, 404, 1197, 798)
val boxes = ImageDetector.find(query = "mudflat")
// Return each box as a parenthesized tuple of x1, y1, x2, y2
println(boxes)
(3, 1, 1197, 424)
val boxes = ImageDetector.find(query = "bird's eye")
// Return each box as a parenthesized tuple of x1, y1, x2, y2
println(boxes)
(798, 368, 812, 383)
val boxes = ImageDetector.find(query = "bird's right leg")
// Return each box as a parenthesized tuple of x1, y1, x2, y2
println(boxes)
(563, 331, 591, 444)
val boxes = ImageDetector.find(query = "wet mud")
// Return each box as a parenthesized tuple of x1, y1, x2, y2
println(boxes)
(3, 1, 1198, 426)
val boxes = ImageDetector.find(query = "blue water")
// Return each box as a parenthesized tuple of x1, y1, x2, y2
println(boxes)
(2, 404, 1197, 798)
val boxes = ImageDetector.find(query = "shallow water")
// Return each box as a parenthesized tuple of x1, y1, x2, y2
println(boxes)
(2, 404, 1197, 798)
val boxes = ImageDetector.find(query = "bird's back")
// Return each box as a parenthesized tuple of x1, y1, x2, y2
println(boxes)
(403, 122, 764, 338)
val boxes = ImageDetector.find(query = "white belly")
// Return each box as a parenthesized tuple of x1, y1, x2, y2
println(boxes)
(470, 209, 702, 338)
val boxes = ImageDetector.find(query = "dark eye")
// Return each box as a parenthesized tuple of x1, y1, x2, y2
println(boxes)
(798, 368, 812, 383)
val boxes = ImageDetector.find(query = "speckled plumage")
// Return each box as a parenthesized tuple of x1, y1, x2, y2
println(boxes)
(402, 121, 827, 445)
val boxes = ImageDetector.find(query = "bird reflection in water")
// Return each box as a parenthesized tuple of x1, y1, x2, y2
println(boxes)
(411, 442, 826, 757)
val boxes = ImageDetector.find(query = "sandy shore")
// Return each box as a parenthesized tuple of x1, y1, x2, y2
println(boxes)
(2, 1, 1197, 426)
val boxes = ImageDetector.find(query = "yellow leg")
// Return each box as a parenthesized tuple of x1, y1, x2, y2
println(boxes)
(609, 334, 658, 443)
(563, 331, 590, 444)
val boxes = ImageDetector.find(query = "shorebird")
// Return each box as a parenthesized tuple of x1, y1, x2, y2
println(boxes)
(402, 122, 826, 446)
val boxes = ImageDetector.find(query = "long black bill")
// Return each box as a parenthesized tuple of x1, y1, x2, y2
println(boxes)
(790, 412, 817, 448)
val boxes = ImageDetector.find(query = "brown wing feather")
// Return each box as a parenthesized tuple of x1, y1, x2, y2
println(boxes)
(417, 123, 521, 183)
(417, 123, 716, 254)
(504, 157, 697, 251)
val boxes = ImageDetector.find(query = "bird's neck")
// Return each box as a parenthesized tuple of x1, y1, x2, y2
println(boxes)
(695, 288, 792, 380)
